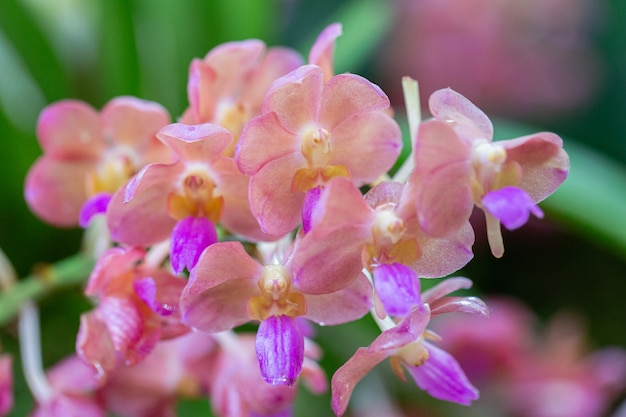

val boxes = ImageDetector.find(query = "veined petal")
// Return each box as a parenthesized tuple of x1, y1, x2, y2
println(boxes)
(236, 112, 300, 176)
(329, 111, 402, 184)
(156, 123, 232, 162)
(36, 100, 104, 159)
(482, 186, 544, 230)
(248, 155, 307, 236)
(308, 23, 342, 81)
(320, 73, 390, 130)
(100, 96, 171, 148)
(429, 88, 493, 143)
(25, 157, 91, 227)
(304, 272, 372, 325)
(262, 65, 324, 134)
(501, 132, 570, 202)
(170, 216, 218, 274)
(107, 163, 180, 246)
(373, 263, 421, 318)
(301, 186, 322, 234)
(256, 315, 304, 386)
(406, 342, 479, 405)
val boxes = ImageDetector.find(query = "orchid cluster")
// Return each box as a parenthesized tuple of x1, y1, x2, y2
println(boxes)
(10, 23, 570, 417)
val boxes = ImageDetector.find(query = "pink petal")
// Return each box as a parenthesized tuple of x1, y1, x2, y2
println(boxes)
(32, 395, 105, 417)
(262, 65, 324, 134)
(76, 313, 116, 381)
(482, 186, 544, 230)
(24, 157, 91, 227)
(186, 58, 217, 123)
(100, 96, 171, 148)
(211, 158, 276, 242)
(421, 277, 474, 305)
(413, 119, 471, 178)
(301, 186, 322, 234)
(319, 73, 390, 131)
(329, 111, 402, 184)
(0, 355, 13, 417)
(256, 315, 304, 386)
(429, 88, 493, 143)
(107, 163, 179, 247)
(241, 47, 304, 112)
(373, 263, 421, 317)
(304, 272, 372, 325)
(248, 154, 307, 236)
(308, 23, 342, 81)
(46, 356, 100, 393)
(501, 132, 570, 202)
(181, 242, 262, 332)
(406, 342, 479, 405)
(331, 307, 431, 416)
(84, 246, 145, 297)
(236, 112, 299, 176)
(429, 296, 489, 318)
(156, 123, 232, 162)
(169, 216, 218, 274)
(36, 100, 104, 159)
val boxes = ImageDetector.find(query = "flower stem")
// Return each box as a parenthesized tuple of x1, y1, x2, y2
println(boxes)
(0, 254, 94, 326)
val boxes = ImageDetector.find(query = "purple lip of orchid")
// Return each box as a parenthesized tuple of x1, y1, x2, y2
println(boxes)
(256, 315, 305, 386)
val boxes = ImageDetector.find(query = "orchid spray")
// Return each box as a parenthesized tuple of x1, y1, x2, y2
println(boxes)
(4, 22, 575, 417)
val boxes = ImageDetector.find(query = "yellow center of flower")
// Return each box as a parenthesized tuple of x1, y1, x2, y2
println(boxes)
(247, 264, 306, 321)
(167, 170, 224, 222)
(291, 126, 350, 192)
(216, 101, 250, 157)
(86, 154, 135, 196)
(362, 206, 421, 269)
(472, 140, 507, 168)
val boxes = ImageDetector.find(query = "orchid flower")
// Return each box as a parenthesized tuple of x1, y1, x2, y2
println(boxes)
(412, 88, 570, 257)
(235, 64, 402, 236)
(331, 277, 488, 416)
(107, 123, 276, 273)
(25, 97, 172, 228)
(291, 177, 474, 315)
(180, 240, 372, 386)
(180, 39, 303, 157)
(76, 246, 188, 379)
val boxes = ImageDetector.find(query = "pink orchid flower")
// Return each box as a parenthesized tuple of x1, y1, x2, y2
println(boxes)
(30, 355, 104, 417)
(100, 331, 217, 417)
(331, 277, 488, 416)
(107, 123, 275, 273)
(291, 177, 474, 316)
(308, 23, 342, 82)
(0, 348, 11, 417)
(180, 240, 372, 386)
(25, 97, 172, 227)
(235, 64, 403, 236)
(76, 246, 188, 379)
(181, 38, 303, 157)
(210, 333, 326, 417)
(413, 88, 569, 257)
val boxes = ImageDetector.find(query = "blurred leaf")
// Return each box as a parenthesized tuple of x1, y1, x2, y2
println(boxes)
(494, 119, 626, 261)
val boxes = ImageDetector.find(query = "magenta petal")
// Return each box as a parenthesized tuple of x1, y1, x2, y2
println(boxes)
(373, 263, 421, 318)
(170, 216, 218, 274)
(0, 355, 13, 416)
(482, 186, 544, 230)
(256, 315, 304, 386)
(406, 342, 478, 405)
(301, 186, 322, 234)
(79, 192, 112, 228)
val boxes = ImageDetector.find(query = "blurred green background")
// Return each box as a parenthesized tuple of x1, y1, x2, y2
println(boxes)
(0, 0, 625, 416)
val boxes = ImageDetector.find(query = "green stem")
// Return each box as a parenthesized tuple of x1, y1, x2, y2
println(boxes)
(0, 253, 94, 326)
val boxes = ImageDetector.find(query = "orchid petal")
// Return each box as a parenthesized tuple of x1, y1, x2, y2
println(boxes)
(429, 296, 490, 318)
(79, 192, 112, 228)
(482, 186, 544, 230)
(308, 23, 342, 81)
(421, 277, 474, 305)
(429, 88, 493, 143)
(304, 272, 372, 325)
(256, 315, 304, 386)
(76, 313, 116, 381)
(156, 123, 232, 162)
(301, 186, 322, 234)
(170, 216, 218, 274)
(373, 263, 421, 318)
(406, 342, 479, 405)
(0, 355, 11, 417)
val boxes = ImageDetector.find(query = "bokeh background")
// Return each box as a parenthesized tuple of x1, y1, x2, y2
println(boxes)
(0, 0, 625, 416)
